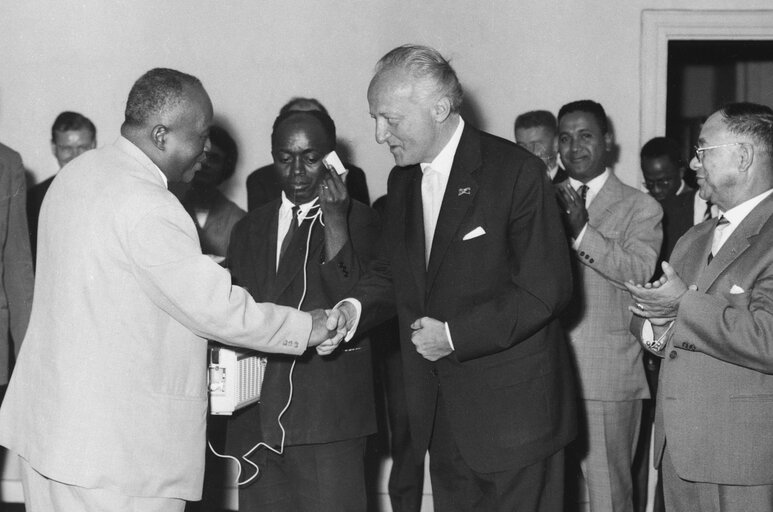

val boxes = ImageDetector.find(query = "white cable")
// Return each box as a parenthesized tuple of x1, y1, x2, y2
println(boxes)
(208, 200, 323, 485)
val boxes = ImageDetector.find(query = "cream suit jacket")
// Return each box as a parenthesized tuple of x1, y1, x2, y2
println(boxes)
(561, 172, 663, 401)
(638, 192, 773, 485)
(0, 137, 311, 500)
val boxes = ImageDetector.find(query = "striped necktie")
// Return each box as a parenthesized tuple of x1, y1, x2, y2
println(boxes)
(707, 216, 729, 264)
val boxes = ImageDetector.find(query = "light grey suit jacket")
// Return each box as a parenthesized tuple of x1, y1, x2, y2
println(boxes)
(0, 142, 34, 385)
(639, 192, 773, 485)
(0, 137, 313, 500)
(562, 171, 662, 401)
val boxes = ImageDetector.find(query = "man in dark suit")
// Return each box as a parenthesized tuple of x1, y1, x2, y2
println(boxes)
(334, 44, 576, 511)
(627, 102, 773, 512)
(226, 109, 381, 512)
(245, 97, 370, 210)
(515, 109, 567, 184)
(27, 111, 96, 263)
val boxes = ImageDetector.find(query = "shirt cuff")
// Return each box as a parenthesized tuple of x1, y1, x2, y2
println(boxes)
(444, 322, 455, 351)
(641, 319, 673, 354)
(334, 298, 361, 342)
(571, 224, 588, 250)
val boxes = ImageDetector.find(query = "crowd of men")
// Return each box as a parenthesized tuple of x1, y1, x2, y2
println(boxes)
(0, 43, 770, 512)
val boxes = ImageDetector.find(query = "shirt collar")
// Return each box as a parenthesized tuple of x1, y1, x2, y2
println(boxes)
(115, 136, 168, 188)
(280, 191, 319, 224)
(420, 117, 465, 177)
(568, 168, 610, 198)
(720, 188, 773, 226)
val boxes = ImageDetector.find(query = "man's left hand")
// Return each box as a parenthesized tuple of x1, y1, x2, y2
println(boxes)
(624, 261, 689, 318)
(318, 167, 349, 221)
(410, 317, 453, 361)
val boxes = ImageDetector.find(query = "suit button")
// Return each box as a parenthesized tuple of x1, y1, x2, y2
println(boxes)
(669, 350, 677, 359)
(589, 258, 594, 263)
(579, 251, 585, 256)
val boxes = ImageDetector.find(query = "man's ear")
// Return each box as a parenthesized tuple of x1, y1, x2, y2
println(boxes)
(432, 96, 452, 123)
(737, 142, 754, 173)
(603, 132, 613, 152)
(151, 124, 168, 151)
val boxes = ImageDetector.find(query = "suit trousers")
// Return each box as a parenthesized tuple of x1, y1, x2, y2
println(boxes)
(238, 437, 367, 512)
(19, 455, 185, 512)
(662, 443, 773, 512)
(428, 389, 565, 512)
(569, 399, 642, 512)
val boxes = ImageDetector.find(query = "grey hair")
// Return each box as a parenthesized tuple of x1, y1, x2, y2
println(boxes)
(719, 102, 773, 157)
(375, 44, 463, 113)
(124, 68, 202, 126)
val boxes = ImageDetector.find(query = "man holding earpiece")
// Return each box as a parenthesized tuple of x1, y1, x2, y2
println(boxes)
(225, 108, 381, 512)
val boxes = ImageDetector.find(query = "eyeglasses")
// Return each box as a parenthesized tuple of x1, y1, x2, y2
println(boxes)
(692, 142, 745, 164)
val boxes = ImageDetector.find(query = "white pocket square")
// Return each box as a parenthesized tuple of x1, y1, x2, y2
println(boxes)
(462, 226, 486, 240)
(730, 284, 745, 294)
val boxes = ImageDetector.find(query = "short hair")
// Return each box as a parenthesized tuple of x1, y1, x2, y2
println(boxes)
(558, 100, 609, 134)
(514, 110, 557, 135)
(375, 44, 464, 113)
(279, 97, 329, 116)
(207, 125, 238, 181)
(124, 68, 202, 126)
(718, 102, 773, 157)
(271, 109, 336, 151)
(51, 111, 96, 141)
(640, 137, 683, 167)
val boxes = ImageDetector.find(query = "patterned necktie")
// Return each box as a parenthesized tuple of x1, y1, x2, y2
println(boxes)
(707, 216, 729, 264)
(279, 205, 300, 264)
(703, 201, 714, 222)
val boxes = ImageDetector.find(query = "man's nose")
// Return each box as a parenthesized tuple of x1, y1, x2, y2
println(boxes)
(375, 119, 390, 144)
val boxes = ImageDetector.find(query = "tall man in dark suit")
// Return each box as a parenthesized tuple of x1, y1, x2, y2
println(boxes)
(246, 97, 370, 210)
(627, 102, 773, 512)
(515, 109, 567, 184)
(226, 109, 381, 512)
(555, 100, 662, 512)
(334, 44, 577, 512)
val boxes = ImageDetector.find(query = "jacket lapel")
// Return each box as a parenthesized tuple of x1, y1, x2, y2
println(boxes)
(696, 193, 773, 292)
(587, 172, 624, 222)
(248, 203, 280, 300)
(426, 125, 480, 293)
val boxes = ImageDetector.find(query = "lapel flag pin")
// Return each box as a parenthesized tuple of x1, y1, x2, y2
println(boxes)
(458, 187, 471, 196)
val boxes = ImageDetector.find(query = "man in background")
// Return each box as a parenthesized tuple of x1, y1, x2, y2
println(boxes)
(0, 140, 34, 397)
(555, 100, 662, 512)
(246, 97, 370, 210)
(515, 109, 566, 184)
(0, 68, 344, 512)
(172, 124, 245, 260)
(27, 111, 96, 262)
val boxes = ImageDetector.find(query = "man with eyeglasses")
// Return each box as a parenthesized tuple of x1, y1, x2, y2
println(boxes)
(27, 111, 97, 263)
(628, 102, 773, 512)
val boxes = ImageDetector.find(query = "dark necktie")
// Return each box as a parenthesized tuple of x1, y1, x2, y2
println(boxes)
(707, 216, 729, 264)
(579, 185, 589, 205)
(279, 205, 300, 263)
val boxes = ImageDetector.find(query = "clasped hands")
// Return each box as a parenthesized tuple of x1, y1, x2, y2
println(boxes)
(624, 261, 695, 326)
(330, 302, 453, 361)
(309, 309, 349, 356)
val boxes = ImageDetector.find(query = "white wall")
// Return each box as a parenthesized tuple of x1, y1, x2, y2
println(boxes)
(1, 0, 770, 208)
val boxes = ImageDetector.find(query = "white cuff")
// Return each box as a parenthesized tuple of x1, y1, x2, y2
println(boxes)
(334, 298, 361, 342)
(571, 224, 588, 250)
(642, 319, 673, 354)
(444, 322, 455, 351)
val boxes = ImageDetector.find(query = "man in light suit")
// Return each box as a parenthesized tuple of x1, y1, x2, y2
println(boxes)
(0, 141, 34, 393)
(0, 68, 345, 512)
(627, 102, 773, 512)
(336, 44, 577, 511)
(554, 100, 662, 512)
(226, 109, 380, 511)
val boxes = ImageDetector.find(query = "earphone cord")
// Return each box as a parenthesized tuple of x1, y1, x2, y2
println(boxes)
(207, 201, 323, 485)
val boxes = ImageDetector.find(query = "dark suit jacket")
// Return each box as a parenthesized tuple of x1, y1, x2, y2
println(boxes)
(659, 188, 696, 263)
(27, 175, 54, 264)
(552, 166, 568, 185)
(246, 162, 370, 211)
(226, 199, 380, 453)
(353, 123, 576, 473)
